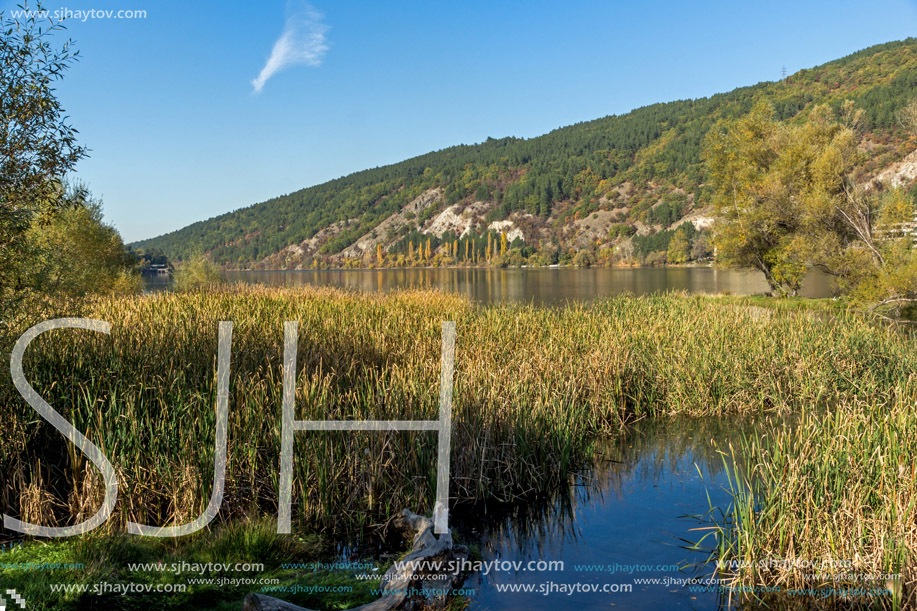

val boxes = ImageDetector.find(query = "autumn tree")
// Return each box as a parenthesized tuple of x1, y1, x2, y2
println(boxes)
(706, 99, 917, 315)
(174, 252, 223, 291)
(666, 227, 690, 264)
(704, 102, 862, 295)
(1, 4, 87, 311)
(19, 186, 140, 298)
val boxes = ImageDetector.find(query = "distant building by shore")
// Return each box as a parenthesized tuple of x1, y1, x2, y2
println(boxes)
(142, 263, 172, 277)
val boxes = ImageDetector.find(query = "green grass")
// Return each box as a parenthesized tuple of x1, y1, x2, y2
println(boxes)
(0, 518, 382, 610)
(712, 294, 846, 313)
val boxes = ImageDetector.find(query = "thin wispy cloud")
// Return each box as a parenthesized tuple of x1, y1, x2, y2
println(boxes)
(252, 1, 329, 94)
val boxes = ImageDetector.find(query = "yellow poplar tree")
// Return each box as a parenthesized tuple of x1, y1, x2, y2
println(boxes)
(666, 229, 689, 264)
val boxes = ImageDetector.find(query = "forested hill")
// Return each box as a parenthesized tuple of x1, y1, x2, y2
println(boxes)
(133, 39, 917, 269)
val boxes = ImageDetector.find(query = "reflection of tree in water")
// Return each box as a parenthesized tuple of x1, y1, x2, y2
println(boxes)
(604, 414, 782, 496)
(452, 491, 580, 562)
(453, 415, 788, 564)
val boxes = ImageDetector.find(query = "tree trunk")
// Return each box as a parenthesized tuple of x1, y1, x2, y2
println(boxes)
(755, 259, 781, 296)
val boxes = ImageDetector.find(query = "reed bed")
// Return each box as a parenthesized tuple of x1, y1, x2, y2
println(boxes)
(712, 379, 917, 609)
(1, 285, 914, 540)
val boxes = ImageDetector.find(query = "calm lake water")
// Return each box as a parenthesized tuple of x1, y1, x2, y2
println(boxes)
(148, 267, 833, 304)
(454, 416, 771, 610)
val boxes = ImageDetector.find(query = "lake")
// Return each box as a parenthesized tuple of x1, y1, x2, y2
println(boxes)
(147, 267, 833, 305)
(454, 416, 773, 610)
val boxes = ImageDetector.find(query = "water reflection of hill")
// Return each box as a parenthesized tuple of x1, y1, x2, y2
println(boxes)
(214, 268, 833, 305)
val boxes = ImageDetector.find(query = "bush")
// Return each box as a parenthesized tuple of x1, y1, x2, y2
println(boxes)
(572, 250, 596, 267)
(496, 248, 526, 267)
(174, 253, 223, 291)
(22, 199, 140, 299)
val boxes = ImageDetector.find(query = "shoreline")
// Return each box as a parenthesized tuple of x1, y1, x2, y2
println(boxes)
(217, 262, 717, 273)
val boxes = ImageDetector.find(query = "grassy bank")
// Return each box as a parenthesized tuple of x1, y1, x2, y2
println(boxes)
(2, 286, 914, 536)
(0, 518, 384, 610)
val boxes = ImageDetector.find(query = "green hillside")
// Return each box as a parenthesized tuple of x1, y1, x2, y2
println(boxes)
(133, 39, 917, 268)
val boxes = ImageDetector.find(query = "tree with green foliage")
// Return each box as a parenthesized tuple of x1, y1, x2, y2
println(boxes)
(572, 249, 595, 267)
(18, 186, 140, 299)
(647, 193, 686, 226)
(846, 188, 917, 317)
(666, 227, 690, 264)
(633, 223, 698, 260)
(608, 223, 637, 240)
(1, 4, 87, 313)
(704, 102, 861, 295)
(707, 98, 917, 313)
(174, 253, 223, 291)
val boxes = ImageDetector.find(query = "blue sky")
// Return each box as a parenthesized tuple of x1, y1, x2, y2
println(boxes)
(5, 0, 917, 242)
